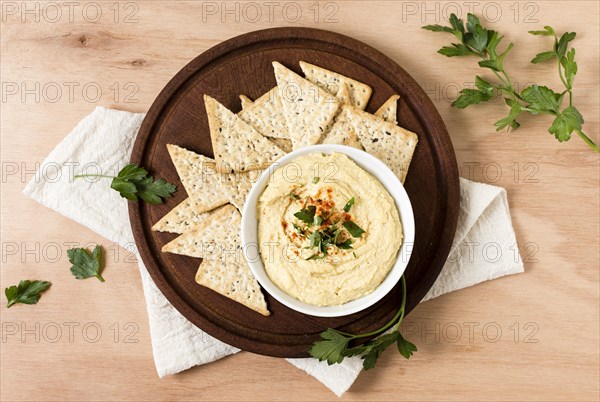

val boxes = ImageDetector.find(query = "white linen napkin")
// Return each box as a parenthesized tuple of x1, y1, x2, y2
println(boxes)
(24, 107, 524, 397)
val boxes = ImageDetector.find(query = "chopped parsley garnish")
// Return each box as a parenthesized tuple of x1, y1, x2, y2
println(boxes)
(289, 192, 365, 260)
(288, 191, 301, 200)
(313, 177, 320, 184)
(294, 205, 316, 224)
(343, 221, 365, 238)
(343, 197, 355, 212)
(292, 223, 306, 236)
(336, 239, 353, 249)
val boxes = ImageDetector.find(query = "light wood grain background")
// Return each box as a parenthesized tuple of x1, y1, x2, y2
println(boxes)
(1, 1, 599, 400)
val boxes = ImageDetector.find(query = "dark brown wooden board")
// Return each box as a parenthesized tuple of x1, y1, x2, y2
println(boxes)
(129, 27, 459, 358)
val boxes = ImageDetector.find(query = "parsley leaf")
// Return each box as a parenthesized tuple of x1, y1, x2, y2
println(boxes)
(465, 23, 488, 53)
(313, 214, 323, 227)
(452, 88, 489, 108)
(561, 48, 577, 90)
(343, 221, 365, 238)
(555, 32, 576, 59)
(521, 85, 560, 114)
(494, 99, 522, 131)
(528, 26, 555, 36)
(343, 197, 355, 212)
(452, 76, 495, 109)
(135, 177, 177, 205)
(75, 163, 177, 204)
(421, 24, 454, 33)
(292, 223, 306, 236)
(336, 239, 353, 249)
(360, 332, 401, 370)
(67, 245, 105, 282)
(308, 230, 321, 248)
(549, 106, 583, 142)
(437, 43, 472, 57)
(531, 51, 556, 64)
(396, 332, 418, 359)
(294, 205, 316, 224)
(309, 329, 351, 365)
(312, 177, 320, 184)
(5, 280, 51, 308)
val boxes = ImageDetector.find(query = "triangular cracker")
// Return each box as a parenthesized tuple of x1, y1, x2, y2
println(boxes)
(222, 168, 264, 211)
(162, 204, 270, 315)
(152, 198, 227, 234)
(238, 88, 289, 139)
(162, 204, 240, 258)
(267, 137, 293, 153)
(167, 144, 259, 212)
(205, 95, 285, 173)
(335, 80, 351, 105)
(272, 62, 341, 150)
(166, 144, 230, 212)
(195, 258, 270, 316)
(299, 61, 372, 110)
(374, 95, 400, 124)
(320, 104, 363, 150)
(346, 107, 418, 183)
(239, 94, 253, 109)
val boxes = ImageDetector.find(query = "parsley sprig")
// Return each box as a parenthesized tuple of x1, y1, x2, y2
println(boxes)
(423, 13, 598, 152)
(74, 163, 177, 204)
(310, 276, 416, 370)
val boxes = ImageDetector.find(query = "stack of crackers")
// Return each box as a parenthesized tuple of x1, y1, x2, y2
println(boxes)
(152, 61, 418, 315)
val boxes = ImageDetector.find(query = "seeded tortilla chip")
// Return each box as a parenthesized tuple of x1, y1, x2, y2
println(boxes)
(272, 62, 341, 150)
(346, 107, 418, 183)
(375, 95, 400, 124)
(152, 198, 228, 234)
(299, 61, 372, 110)
(205, 95, 285, 173)
(267, 137, 293, 153)
(239, 94, 253, 110)
(238, 87, 289, 139)
(320, 104, 363, 150)
(196, 257, 270, 316)
(166, 144, 230, 212)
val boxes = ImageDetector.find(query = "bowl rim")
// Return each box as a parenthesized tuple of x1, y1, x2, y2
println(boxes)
(241, 144, 415, 317)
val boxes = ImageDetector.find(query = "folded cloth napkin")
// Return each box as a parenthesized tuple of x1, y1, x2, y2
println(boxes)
(24, 107, 524, 397)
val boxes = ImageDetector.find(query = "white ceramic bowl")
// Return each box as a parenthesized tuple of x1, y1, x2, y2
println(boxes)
(241, 144, 415, 317)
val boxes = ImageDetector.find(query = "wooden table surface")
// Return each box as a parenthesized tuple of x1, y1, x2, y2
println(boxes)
(1, 1, 598, 400)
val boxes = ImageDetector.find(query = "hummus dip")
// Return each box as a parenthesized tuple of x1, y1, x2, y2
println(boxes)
(257, 152, 403, 306)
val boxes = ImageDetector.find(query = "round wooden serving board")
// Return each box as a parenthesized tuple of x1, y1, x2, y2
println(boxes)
(129, 27, 460, 358)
